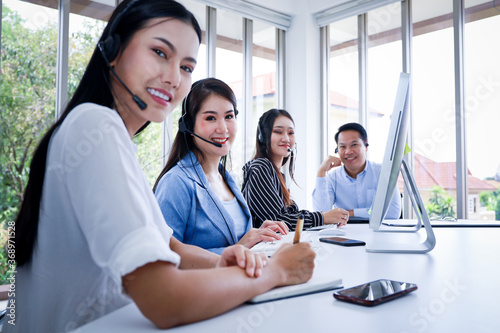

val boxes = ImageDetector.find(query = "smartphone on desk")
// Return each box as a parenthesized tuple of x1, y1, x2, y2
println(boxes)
(319, 237, 365, 247)
(333, 279, 418, 306)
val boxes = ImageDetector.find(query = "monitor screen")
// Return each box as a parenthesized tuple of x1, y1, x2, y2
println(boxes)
(369, 73, 410, 230)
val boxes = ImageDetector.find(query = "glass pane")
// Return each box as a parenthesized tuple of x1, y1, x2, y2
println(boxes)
(328, 16, 359, 155)
(412, 0, 456, 219)
(1, 0, 59, 285)
(216, 9, 244, 181)
(464, 0, 500, 220)
(68, 10, 106, 98)
(252, 20, 277, 160)
(367, 1, 402, 164)
(1, 0, 58, 223)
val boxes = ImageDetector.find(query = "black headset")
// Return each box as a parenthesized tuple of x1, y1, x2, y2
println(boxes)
(178, 83, 197, 134)
(257, 109, 280, 145)
(97, 0, 147, 110)
(98, 0, 139, 65)
(257, 120, 265, 144)
(178, 114, 193, 134)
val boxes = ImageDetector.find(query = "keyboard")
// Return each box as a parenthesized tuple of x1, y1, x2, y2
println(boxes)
(250, 232, 315, 255)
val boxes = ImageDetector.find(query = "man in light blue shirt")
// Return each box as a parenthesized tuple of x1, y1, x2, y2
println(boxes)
(312, 123, 401, 219)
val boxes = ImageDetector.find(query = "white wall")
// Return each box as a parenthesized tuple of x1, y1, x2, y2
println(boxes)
(246, 0, 349, 209)
(284, 2, 321, 210)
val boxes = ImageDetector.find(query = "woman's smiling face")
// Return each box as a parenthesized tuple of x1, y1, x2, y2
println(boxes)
(192, 95, 237, 158)
(269, 115, 295, 161)
(110, 18, 200, 135)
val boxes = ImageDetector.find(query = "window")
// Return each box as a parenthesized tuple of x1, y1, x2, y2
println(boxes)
(321, 0, 500, 220)
(1, 0, 59, 223)
(328, 16, 359, 155)
(464, 0, 500, 220)
(251, 21, 277, 161)
(366, 2, 402, 164)
(216, 8, 244, 178)
(0, 0, 59, 284)
(1, 1, 286, 190)
(252, 21, 277, 115)
(412, 0, 457, 219)
(68, 10, 106, 97)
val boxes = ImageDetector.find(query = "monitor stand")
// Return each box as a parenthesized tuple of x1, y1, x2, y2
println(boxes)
(366, 160, 436, 254)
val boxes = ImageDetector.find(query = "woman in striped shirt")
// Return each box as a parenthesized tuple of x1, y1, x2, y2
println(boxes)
(241, 109, 349, 230)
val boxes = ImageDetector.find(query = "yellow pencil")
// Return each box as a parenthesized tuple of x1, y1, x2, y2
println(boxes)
(293, 214, 305, 244)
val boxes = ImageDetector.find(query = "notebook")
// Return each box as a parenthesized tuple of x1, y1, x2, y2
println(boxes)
(247, 275, 343, 304)
(250, 232, 316, 256)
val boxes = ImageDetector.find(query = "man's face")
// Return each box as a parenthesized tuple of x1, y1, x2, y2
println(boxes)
(337, 130, 368, 176)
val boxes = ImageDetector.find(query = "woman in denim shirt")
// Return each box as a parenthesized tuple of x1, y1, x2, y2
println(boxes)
(154, 78, 288, 254)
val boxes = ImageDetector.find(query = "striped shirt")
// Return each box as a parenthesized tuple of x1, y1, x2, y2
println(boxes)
(241, 158, 323, 230)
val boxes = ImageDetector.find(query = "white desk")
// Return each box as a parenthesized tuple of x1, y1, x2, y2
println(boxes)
(74, 225, 500, 333)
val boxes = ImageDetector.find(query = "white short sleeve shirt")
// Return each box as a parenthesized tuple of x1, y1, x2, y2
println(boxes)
(4, 104, 180, 333)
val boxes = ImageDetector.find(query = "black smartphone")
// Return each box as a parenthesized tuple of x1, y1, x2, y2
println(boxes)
(319, 237, 365, 246)
(333, 279, 418, 306)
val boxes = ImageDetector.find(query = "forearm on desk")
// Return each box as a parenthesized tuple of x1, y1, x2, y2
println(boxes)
(123, 259, 282, 329)
(353, 208, 369, 218)
(170, 237, 219, 269)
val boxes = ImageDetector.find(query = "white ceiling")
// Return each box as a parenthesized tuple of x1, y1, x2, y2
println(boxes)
(245, 0, 350, 16)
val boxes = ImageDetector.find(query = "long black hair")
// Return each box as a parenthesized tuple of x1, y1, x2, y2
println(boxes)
(153, 78, 238, 192)
(15, 0, 202, 267)
(253, 109, 296, 207)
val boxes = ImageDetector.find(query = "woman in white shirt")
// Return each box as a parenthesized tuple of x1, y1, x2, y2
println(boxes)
(6, 1, 315, 332)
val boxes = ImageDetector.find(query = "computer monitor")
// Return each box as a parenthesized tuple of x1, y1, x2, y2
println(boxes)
(366, 72, 436, 253)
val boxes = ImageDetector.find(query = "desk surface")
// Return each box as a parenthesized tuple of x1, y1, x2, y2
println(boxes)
(75, 225, 500, 333)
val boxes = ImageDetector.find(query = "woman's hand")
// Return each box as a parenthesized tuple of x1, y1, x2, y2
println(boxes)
(268, 242, 316, 286)
(323, 207, 349, 226)
(217, 244, 267, 277)
(260, 220, 289, 235)
(237, 227, 283, 249)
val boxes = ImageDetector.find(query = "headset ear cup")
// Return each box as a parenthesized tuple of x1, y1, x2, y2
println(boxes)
(178, 115, 193, 133)
(100, 34, 121, 62)
(257, 124, 264, 143)
(186, 117, 193, 132)
(178, 116, 187, 133)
